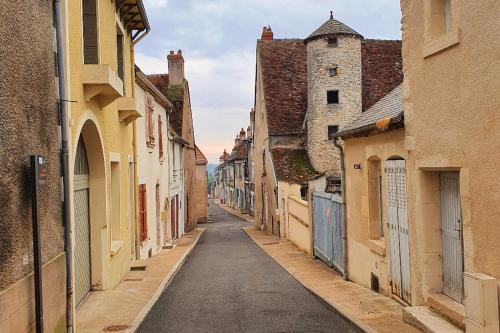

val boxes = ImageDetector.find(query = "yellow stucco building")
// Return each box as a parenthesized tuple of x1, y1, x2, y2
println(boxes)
(66, 0, 149, 312)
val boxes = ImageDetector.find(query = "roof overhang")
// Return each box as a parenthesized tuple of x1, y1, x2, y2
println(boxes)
(117, 0, 150, 41)
(335, 112, 404, 140)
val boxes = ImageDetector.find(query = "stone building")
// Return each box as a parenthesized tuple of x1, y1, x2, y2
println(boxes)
(194, 145, 208, 223)
(0, 2, 66, 331)
(398, 0, 500, 330)
(134, 66, 173, 259)
(149, 50, 198, 233)
(305, 13, 402, 179)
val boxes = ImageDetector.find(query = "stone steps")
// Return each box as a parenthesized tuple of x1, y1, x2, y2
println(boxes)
(403, 306, 464, 333)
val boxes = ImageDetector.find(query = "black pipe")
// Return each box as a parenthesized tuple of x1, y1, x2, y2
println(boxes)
(30, 155, 44, 333)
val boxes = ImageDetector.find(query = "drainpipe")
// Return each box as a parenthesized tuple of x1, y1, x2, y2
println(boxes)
(131, 45, 141, 260)
(333, 137, 348, 281)
(54, 0, 74, 331)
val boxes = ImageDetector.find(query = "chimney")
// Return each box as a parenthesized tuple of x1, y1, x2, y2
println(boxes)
(247, 126, 252, 139)
(167, 50, 184, 87)
(235, 134, 240, 146)
(239, 128, 246, 140)
(261, 26, 273, 40)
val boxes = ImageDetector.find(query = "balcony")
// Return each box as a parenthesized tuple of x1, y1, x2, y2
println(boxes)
(83, 64, 124, 106)
(116, 97, 140, 125)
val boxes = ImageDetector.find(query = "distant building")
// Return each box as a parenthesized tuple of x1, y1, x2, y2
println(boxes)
(195, 145, 209, 223)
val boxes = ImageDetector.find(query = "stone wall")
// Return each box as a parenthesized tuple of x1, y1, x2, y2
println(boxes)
(306, 36, 363, 176)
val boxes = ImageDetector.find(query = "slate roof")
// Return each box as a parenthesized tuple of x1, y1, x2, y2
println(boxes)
(148, 73, 185, 137)
(271, 148, 323, 184)
(195, 145, 208, 165)
(361, 40, 403, 111)
(305, 15, 362, 43)
(258, 39, 308, 135)
(337, 84, 403, 137)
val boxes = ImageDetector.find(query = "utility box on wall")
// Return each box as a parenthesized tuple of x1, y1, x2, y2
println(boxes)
(464, 272, 499, 333)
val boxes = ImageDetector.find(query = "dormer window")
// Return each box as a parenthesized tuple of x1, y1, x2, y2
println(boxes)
(328, 37, 338, 47)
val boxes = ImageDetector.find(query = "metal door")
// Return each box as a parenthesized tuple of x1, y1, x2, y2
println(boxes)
(312, 192, 344, 274)
(440, 172, 463, 302)
(74, 138, 91, 306)
(386, 159, 411, 303)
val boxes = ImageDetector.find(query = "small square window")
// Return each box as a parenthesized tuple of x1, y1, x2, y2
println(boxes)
(327, 90, 339, 105)
(329, 66, 338, 77)
(328, 37, 338, 47)
(328, 125, 339, 140)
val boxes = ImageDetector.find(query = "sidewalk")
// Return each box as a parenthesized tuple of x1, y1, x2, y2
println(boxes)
(218, 203, 255, 224)
(75, 228, 204, 333)
(244, 227, 421, 333)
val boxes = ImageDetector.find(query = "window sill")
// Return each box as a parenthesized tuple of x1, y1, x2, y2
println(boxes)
(111, 240, 124, 257)
(368, 238, 386, 257)
(326, 104, 341, 108)
(423, 28, 460, 58)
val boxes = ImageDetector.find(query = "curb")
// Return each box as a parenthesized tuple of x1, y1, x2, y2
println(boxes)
(217, 204, 255, 224)
(242, 227, 377, 333)
(127, 229, 205, 332)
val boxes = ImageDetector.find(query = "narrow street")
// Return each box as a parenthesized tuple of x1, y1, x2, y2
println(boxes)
(137, 203, 359, 333)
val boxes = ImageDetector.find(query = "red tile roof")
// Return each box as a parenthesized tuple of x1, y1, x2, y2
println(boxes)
(271, 148, 322, 184)
(361, 40, 403, 111)
(258, 39, 308, 135)
(148, 73, 185, 137)
(195, 145, 208, 165)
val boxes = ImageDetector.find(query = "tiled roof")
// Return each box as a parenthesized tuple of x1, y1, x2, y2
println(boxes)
(195, 145, 208, 165)
(305, 16, 362, 43)
(148, 73, 185, 136)
(228, 142, 247, 161)
(338, 84, 403, 137)
(361, 40, 403, 111)
(271, 148, 322, 184)
(259, 39, 307, 135)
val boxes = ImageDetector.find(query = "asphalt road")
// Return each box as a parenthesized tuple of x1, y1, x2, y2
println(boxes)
(137, 203, 360, 333)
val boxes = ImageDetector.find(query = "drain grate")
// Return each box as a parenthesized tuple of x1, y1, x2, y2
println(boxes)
(103, 324, 129, 332)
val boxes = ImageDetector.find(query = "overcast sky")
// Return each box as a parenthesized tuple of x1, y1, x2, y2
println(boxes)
(136, 0, 402, 163)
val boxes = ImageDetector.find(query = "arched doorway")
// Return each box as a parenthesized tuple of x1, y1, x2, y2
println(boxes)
(74, 137, 91, 306)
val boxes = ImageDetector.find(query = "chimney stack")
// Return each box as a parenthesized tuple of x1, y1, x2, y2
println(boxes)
(235, 133, 240, 146)
(261, 26, 273, 40)
(167, 50, 184, 87)
(239, 128, 246, 140)
(247, 126, 252, 139)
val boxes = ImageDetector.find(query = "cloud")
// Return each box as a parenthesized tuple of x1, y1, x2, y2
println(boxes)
(143, 0, 168, 9)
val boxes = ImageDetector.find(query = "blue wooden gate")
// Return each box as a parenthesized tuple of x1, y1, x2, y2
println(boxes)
(312, 192, 344, 274)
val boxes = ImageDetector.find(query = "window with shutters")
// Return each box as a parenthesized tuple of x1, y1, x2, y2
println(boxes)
(146, 96, 155, 147)
(139, 184, 148, 242)
(158, 115, 164, 160)
(116, 27, 124, 81)
(82, 0, 98, 64)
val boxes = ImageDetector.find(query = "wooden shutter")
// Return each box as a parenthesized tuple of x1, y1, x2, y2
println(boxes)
(146, 96, 155, 145)
(116, 32, 124, 80)
(83, 0, 98, 64)
(139, 184, 148, 242)
(158, 115, 164, 159)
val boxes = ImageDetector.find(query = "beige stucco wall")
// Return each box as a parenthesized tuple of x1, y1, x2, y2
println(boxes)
(253, 49, 279, 234)
(306, 36, 363, 176)
(135, 82, 170, 259)
(195, 164, 208, 222)
(68, 0, 136, 292)
(343, 129, 407, 296)
(168, 138, 185, 237)
(401, 0, 500, 304)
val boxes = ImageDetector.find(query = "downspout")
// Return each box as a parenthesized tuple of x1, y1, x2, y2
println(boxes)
(54, 0, 73, 331)
(333, 137, 348, 281)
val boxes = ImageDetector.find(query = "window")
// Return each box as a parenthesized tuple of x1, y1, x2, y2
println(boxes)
(368, 158, 384, 239)
(116, 27, 124, 80)
(328, 37, 338, 47)
(138, 184, 148, 242)
(82, 0, 98, 64)
(300, 185, 308, 201)
(329, 66, 338, 77)
(146, 96, 155, 146)
(328, 125, 339, 140)
(431, 0, 452, 37)
(327, 90, 339, 105)
(158, 115, 164, 159)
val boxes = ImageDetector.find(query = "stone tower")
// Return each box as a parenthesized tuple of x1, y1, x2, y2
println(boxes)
(305, 12, 363, 176)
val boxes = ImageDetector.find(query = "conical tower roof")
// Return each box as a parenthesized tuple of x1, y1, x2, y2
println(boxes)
(305, 12, 362, 43)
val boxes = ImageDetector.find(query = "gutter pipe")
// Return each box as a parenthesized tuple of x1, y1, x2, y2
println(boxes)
(54, 0, 74, 331)
(333, 137, 349, 281)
